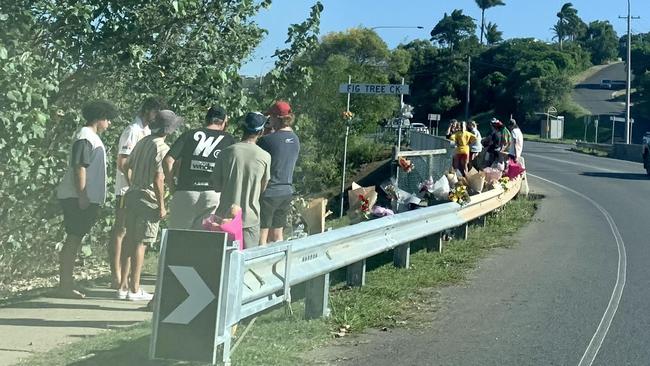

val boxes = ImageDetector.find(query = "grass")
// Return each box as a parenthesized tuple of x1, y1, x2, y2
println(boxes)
(524, 134, 576, 145)
(18, 196, 539, 366)
(570, 146, 610, 157)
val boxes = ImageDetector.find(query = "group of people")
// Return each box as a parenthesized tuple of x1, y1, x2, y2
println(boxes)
(55, 98, 300, 301)
(446, 117, 524, 175)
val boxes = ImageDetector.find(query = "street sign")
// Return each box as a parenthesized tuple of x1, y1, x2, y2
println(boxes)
(427, 114, 440, 121)
(610, 116, 634, 123)
(339, 83, 410, 95)
(150, 229, 228, 364)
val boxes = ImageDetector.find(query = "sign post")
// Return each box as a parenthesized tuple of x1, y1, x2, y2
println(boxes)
(150, 229, 229, 364)
(427, 113, 441, 135)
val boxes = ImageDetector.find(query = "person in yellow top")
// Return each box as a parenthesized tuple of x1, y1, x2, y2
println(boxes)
(446, 121, 477, 176)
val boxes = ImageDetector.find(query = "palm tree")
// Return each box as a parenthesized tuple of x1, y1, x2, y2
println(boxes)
(485, 22, 503, 45)
(475, 0, 506, 45)
(556, 2, 582, 49)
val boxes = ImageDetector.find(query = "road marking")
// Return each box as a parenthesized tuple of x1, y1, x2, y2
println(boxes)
(528, 174, 627, 366)
(526, 153, 620, 173)
(162, 266, 216, 325)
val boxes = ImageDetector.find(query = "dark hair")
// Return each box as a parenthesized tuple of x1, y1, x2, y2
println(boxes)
(81, 100, 118, 124)
(205, 105, 227, 125)
(242, 129, 264, 140)
(508, 119, 518, 128)
(140, 96, 167, 113)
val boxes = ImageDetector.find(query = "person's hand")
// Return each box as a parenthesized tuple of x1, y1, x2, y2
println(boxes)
(78, 195, 90, 210)
(159, 207, 167, 220)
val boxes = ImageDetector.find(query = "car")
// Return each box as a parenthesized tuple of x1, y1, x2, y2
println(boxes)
(410, 123, 429, 133)
(641, 131, 650, 176)
(600, 79, 612, 89)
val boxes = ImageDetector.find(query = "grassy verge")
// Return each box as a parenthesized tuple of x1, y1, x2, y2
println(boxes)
(19, 196, 539, 366)
(524, 134, 576, 145)
(570, 146, 610, 157)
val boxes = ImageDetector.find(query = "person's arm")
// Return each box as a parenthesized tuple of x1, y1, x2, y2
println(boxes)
(153, 171, 166, 219)
(261, 156, 270, 193)
(70, 139, 92, 209)
(163, 155, 176, 193)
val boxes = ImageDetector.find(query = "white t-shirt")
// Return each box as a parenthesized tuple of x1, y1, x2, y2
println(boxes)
(57, 127, 107, 204)
(115, 117, 151, 196)
(509, 127, 524, 158)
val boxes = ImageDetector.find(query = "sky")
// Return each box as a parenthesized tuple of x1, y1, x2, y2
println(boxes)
(240, 0, 650, 76)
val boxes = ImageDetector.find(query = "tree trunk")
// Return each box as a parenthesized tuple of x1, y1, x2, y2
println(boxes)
(480, 9, 485, 45)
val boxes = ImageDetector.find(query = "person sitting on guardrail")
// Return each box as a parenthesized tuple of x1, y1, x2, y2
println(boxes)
(446, 121, 477, 176)
(211, 112, 271, 248)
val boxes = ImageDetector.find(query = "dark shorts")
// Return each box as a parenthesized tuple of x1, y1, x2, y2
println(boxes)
(60, 198, 100, 237)
(115, 195, 126, 210)
(260, 195, 292, 229)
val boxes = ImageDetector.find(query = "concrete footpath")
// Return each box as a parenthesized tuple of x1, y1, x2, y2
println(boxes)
(0, 278, 155, 366)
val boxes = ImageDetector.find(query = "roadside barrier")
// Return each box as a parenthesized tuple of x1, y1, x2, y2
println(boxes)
(150, 173, 523, 365)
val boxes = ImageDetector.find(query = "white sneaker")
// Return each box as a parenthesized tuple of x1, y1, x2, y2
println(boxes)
(116, 289, 128, 300)
(126, 289, 153, 302)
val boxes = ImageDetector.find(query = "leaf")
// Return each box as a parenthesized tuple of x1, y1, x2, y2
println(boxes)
(81, 245, 92, 257)
(0, 46, 7, 60)
(172, 0, 179, 13)
(6, 90, 21, 102)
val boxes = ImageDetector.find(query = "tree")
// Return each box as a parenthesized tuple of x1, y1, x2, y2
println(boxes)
(430, 9, 477, 52)
(485, 22, 503, 45)
(580, 21, 618, 65)
(0, 0, 271, 280)
(475, 0, 505, 45)
(555, 3, 585, 50)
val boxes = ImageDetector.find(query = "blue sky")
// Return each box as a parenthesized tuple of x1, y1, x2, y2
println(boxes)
(240, 0, 650, 76)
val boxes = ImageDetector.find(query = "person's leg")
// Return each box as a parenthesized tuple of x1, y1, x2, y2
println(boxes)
(168, 191, 198, 230)
(259, 196, 275, 245)
(58, 233, 84, 298)
(108, 198, 127, 288)
(129, 242, 147, 293)
(242, 226, 260, 249)
(192, 191, 220, 230)
(270, 195, 292, 243)
(127, 215, 158, 300)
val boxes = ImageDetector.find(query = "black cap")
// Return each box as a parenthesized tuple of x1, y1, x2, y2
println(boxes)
(206, 105, 227, 123)
(242, 112, 266, 133)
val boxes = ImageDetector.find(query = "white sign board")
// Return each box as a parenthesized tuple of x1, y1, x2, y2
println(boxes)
(427, 114, 441, 121)
(610, 116, 634, 123)
(339, 83, 410, 95)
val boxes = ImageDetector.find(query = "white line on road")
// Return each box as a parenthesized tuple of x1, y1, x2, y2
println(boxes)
(528, 174, 627, 366)
(526, 153, 620, 173)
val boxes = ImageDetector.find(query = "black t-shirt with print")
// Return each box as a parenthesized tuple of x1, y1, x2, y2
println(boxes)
(167, 128, 235, 191)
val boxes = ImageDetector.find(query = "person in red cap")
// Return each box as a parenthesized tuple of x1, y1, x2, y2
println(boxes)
(258, 101, 300, 245)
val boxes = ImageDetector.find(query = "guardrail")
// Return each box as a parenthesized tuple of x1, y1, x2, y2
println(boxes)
(575, 141, 614, 155)
(211, 177, 523, 364)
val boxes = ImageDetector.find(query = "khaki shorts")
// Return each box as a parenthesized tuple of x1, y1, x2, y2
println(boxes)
(168, 190, 220, 230)
(124, 191, 160, 245)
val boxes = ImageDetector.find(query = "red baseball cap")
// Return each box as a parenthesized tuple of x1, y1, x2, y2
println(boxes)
(267, 101, 292, 117)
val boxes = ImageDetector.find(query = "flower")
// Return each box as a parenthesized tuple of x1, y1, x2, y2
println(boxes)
(341, 111, 354, 121)
(398, 157, 414, 173)
(448, 185, 471, 206)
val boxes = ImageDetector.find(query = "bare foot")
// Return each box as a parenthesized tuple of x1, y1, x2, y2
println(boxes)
(52, 288, 86, 299)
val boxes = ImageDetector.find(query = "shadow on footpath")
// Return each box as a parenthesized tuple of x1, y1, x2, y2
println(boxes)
(7, 301, 143, 312)
(581, 172, 649, 181)
(67, 334, 180, 366)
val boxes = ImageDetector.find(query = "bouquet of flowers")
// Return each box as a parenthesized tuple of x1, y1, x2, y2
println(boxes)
(449, 185, 471, 206)
(341, 110, 354, 121)
(398, 157, 414, 173)
(498, 176, 510, 191)
(347, 182, 378, 224)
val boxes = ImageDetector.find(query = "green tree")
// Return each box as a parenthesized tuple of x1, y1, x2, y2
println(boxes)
(580, 21, 618, 65)
(555, 3, 585, 50)
(474, 0, 505, 45)
(485, 22, 503, 45)
(430, 9, 477, 52)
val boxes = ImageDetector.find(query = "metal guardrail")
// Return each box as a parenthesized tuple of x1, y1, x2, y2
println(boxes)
(576, 141, 614, 154)
(213, 178, 523, 364)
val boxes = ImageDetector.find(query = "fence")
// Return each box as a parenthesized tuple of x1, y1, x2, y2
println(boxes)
(395, 132, 453, 197)
(151, 138, 524, 365)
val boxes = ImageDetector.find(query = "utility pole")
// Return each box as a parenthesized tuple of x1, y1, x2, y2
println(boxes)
(620, 0, 640, 144)
(465, 56, 471, 121)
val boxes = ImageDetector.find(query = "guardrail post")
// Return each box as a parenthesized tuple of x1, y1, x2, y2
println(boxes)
(304, 273, 330, 320)
(346, 260, 366, 287)
(393, 243, 410, 268)
(454, 223, 469, 241)
(475, 215, 487, 228)
(425, 232, 443, 252)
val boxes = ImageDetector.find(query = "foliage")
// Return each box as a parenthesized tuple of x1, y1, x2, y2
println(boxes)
(430, 9, 477, 52)
(474, 0, 505, 45)
(579, 21, 619, 65)
(0, 0, 270, 281)
(485, 22, 503, 46)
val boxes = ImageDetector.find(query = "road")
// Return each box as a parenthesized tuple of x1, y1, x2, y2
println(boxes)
(327, 141, 650, 365)
(572, 63, 626, 116)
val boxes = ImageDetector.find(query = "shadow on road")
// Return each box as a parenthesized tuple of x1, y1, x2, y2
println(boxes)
(574, 83, 625, 91)
(581, 172, 649, 180)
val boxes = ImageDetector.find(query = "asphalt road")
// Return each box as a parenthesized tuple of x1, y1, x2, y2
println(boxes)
(572, 63, 627, 116)
(329, 142, 650, 366)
